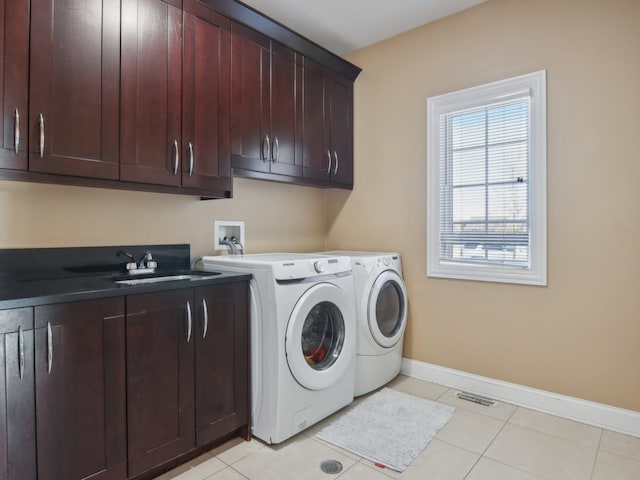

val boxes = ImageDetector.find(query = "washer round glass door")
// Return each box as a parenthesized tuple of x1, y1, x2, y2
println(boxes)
(367, 270, 408, 348)
(285, 282, 355, 390)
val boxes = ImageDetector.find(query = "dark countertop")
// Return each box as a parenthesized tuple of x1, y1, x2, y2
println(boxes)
(0, 270, 252, 310)
(0, 244, 251, 310)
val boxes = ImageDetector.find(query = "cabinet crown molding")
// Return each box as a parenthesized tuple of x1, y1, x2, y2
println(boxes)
(197, 0, 362, 81)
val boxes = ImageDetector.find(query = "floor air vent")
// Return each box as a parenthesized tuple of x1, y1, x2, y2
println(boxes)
(456, 391, 497, 407)
(320, 459, 343, 474)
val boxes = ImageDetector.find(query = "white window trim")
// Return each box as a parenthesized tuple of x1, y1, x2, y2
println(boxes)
(426, 70, 547, 286)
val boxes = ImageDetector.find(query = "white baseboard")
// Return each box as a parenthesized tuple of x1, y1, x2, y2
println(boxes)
(401, 358, 640, 438)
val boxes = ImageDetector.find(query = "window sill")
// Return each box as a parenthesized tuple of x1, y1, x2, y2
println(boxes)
(427, 261, 547, 286)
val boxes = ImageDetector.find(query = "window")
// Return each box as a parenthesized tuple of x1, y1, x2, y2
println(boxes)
(427, 71, 547, 285)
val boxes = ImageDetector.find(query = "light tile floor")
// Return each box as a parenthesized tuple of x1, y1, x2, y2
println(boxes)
(155, 375, 640, 480)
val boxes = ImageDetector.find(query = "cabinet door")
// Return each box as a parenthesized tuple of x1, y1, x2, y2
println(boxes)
(230, 23, 270, 173)
(302, 60, 331, 183)
(29, 0, 120, 179)
(328, 74, 354, 186)
(181, 2, 231, 191)
(0, 0, 29, 170)
(0, 308, 35, 480)
(270, 44, 302, 177)
(302, 61, 354, 187)
(126, 289, 195, 478)
(34, 298, 126, 480)
(120, 0, 183, 186)
(194, 282, 249, 446)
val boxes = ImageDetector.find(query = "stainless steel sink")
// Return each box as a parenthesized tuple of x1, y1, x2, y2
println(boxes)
(115, 273, 220, 286)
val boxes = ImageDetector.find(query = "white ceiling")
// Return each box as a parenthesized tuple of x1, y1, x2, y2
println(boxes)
(241, 0, 488, 56)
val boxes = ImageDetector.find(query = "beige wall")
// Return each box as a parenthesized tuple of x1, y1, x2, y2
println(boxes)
(329, 0, 640, 411)
(0, 177, 327, 256)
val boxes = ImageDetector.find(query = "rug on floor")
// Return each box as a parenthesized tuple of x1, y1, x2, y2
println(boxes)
(316, 388, 455, 472)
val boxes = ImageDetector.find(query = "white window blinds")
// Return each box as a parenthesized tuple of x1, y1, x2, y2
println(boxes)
(439, 97, 530, 267)
(427, 70, 547, 285)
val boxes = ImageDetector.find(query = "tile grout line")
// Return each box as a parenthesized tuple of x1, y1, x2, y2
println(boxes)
(588, 428, 603, 480)
(485, 413, 602, 480)
(334, 459, 362, 479)
(225, 465, 251, 480)
(463, 405, 531, 480)
(461, 407, 553, 480)
(477, 406, 513, 461)
(460, 452, 483, 480)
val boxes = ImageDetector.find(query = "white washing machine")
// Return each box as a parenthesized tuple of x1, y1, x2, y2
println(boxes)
(320, 251, 408, 396)
(200, 253, 356, 444)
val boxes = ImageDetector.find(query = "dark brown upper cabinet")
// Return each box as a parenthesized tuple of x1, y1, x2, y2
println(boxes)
(0, 0, 29, 171)
(29, 0, 121, 180)
(230, 22, 303, 179)
(121, 0, 232, 194)
(182, 1, 232, 192)
(303, 59, 354, 188)
(0, 0, 359, 195)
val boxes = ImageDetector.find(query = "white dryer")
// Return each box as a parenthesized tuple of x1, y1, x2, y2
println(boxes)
(200, 253, 356, 444)
(320, 251, 408, 396)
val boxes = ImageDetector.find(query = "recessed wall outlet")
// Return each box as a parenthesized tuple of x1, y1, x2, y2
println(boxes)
(214, 220, 245, 252)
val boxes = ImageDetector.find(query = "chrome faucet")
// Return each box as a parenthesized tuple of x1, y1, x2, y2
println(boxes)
(117, 250, 158, 274)
(117, 249, 135, 263)
(138, 252, 158, 270)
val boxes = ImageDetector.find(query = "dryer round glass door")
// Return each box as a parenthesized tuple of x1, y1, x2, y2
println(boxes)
(285, 282, 356, 390)
(367, 270, 408, 348)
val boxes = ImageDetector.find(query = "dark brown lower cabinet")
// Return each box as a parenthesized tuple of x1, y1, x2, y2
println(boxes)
(0, 281, 249, 480)
(34, 297, 127, 480)
(195, 282, 249, 446)
(0, 307, 36, 480)
(126, 281, 249, 478)
(126, 289, 196, 478)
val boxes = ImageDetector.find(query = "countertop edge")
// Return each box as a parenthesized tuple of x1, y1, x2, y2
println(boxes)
(0, 272, 253, 310)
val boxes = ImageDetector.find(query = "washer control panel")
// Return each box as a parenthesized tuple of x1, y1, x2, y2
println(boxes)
(272, 256, 352, 280)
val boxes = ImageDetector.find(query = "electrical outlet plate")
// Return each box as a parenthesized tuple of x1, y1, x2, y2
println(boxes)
(214, 220, 245, 251)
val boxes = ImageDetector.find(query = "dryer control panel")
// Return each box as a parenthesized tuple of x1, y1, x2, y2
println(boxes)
(377, 255, 400, 269)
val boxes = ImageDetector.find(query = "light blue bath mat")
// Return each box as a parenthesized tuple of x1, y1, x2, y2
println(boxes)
(316, 388, 455, 472)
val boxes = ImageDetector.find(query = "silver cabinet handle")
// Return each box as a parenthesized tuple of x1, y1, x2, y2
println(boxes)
(173, 139, 179, 175)
(186, 301, 192, 343)
(271, 136, 279, 163)
(188, 142, 194, 176)
(261, 134, 270, 162)
(333, 151, 339, 175)
(14, 109, 20, 154)
(326, 150, 332, 173)
(47, 321, 53, 374)
(39, 114, 45, 158)
(202, 298, 208, 338)
(18, 326, 25, 379)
